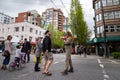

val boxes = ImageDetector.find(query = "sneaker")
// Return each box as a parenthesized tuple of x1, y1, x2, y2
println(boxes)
(68, 68, 74, 72)
(61, 70, 68, 75)
(35, 69, 40, 72)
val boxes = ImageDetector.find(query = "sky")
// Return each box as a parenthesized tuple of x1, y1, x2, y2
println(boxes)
(0, 0, 94, 36)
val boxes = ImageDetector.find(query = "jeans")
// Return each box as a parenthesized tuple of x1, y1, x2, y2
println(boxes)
(34, 57, 40, 70)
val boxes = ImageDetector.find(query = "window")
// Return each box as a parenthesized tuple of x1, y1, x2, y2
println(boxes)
(109, 25, 115, 32)
(99, 13, 102, 21)
(22, 26, 24, 31)
(100, 26, 104, 33)
(98, 1, 101, 9)
(21, 36, 23, 40)
(8, 28, 10, 32)
(14, 27, 19, 32)
(95, 2, 98, 9)
(36, 30, 38, 34)
(39, 31, 41, 35)
(97, 27, 100, 34)
(115, 11, 119, 18)
(113, 0, 119, 5)
(102, 0, 107, 6)
(107, 0, 113, 6)
(116, 25, 120, 32)
(104, 13, 108, 19)
(29, 36, 32, 42)
(30, 28, 33, 33)
(2, 28, 4, 33)
(108, 12, 114, 19)
(96, 15, 99, 22)
(105, 26, 109, 32)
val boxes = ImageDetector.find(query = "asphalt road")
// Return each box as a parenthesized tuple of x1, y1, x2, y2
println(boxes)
(0, 53, 120, 80)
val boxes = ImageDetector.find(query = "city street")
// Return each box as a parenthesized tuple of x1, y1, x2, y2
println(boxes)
(0, 53, 120, 80)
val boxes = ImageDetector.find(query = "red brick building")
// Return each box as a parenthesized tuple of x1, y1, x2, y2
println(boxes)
(15, 10, 41, 26)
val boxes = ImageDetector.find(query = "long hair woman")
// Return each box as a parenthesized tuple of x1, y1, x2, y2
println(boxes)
(1, 35, 12, 70)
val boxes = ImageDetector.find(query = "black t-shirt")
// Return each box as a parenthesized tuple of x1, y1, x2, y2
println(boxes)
(42, 36, 51, 53)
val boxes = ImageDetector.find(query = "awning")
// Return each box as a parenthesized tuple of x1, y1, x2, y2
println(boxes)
(88, 36, 120, 44)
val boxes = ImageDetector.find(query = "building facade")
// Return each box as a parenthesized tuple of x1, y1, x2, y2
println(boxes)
(15, 10, 41, 26)
(42, 8, 65, 30)
(0, 22, 45, 42)
(93, 0, 120, 56)
(0, 12, 13, 24)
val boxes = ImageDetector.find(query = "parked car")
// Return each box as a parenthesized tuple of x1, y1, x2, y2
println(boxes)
(56, 48, 64, 53)
(51, 49, 56, 54)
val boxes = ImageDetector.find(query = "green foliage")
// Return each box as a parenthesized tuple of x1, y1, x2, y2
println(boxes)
(47, 24, 65, 48)
(70, 0, 89, 46)
(112, 52, 120, 59)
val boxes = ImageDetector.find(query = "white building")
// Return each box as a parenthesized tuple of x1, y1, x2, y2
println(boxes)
(0, 22, 45, 42)
(0, 12, 13, 24)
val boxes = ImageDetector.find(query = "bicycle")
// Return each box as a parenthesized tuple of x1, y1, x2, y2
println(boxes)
(8, 58, 21, 71)
(8, 54, 26, 72)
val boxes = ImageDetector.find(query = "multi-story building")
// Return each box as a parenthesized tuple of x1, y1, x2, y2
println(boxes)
(0, 12, 13, 24)
(0, 22, 45, 43)
(42, 8, 65, 30)
(15, 10, 41, 26)
(93, 0, 120, 56)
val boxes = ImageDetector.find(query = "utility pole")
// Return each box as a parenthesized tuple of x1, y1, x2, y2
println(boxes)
(100, 0, 108, 58)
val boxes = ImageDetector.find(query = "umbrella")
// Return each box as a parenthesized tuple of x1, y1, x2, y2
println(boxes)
(11, 36, 20, 43)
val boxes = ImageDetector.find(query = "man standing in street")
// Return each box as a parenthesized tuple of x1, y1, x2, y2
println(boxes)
(61, 31, 74, 75)
(42, 30, 53, 76)
(21, 38, 31, 63)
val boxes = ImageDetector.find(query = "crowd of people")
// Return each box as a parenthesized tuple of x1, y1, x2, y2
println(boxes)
(0, 30, 88, 76)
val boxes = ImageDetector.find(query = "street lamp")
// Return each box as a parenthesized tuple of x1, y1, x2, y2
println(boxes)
(100, 0, 108, 58)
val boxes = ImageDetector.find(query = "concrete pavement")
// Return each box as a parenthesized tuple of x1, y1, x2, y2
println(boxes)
(0, 53, 120, 80)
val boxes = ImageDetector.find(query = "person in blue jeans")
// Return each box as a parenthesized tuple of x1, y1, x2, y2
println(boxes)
(34, 37, 43, 72)
(1, 35, 12, 70)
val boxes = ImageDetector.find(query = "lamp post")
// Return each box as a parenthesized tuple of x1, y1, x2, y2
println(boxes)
(100, 0, 108, 58)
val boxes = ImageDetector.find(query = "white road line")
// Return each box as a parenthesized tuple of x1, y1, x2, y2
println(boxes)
(97, 59, 102, 64)
(102, 70, 106, 74)
(18, 73, 29, 78)
(97, 59, 110, 80)
(109, 60, 119, 64)
(53, 62, 59, 64)
(100, 64, 104, 68)
(104, 74, 109, 78)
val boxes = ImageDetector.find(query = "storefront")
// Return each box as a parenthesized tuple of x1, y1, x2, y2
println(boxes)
(88, 36, 120, 56)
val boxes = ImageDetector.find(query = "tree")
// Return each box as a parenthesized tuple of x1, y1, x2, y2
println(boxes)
(70, 0, 89, 45)
(47, 24, 65, 48)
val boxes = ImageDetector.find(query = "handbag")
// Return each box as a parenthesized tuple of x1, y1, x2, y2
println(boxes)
(3, 50, 10, 57)
(33, 54, 42, 64)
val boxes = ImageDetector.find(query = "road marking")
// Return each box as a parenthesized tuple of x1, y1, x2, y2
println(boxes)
(53, 62, 59, 64)
(102, 70, 106, 74)
(97, 59, 110, 80)
(18, 73, 29, 78)
(97, 59, 102, 64)
(104, 74, 109, 78)
(109, 60, 119, 64)
(100, 64, 104, 68)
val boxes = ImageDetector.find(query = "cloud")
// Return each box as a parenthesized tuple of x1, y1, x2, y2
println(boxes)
(0, 0, 94, 31)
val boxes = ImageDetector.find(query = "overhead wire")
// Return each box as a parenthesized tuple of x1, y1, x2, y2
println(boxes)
(60, 0, 70, 16)
(50, 0, 58, 9)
